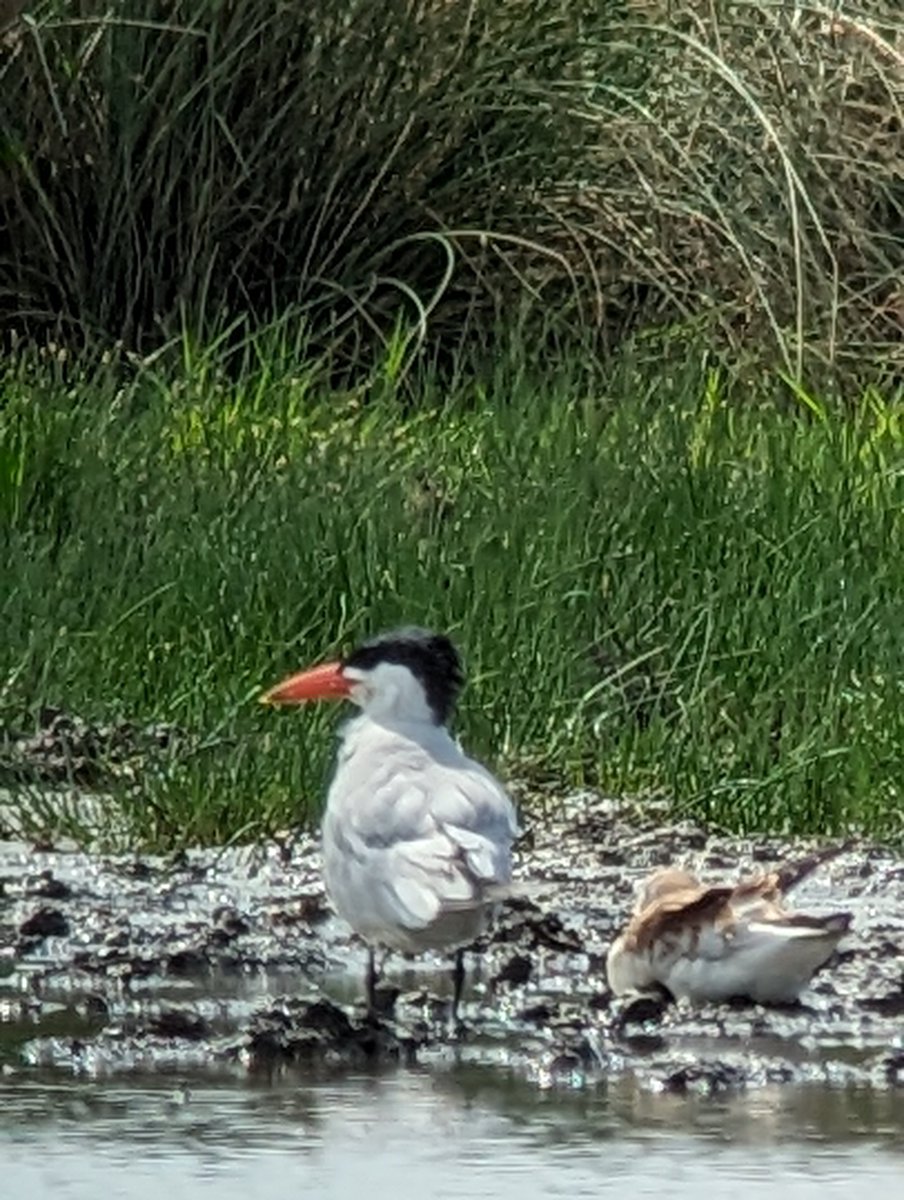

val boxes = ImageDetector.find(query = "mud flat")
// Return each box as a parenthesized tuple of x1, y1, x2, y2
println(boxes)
(1, 790, 901, 1094)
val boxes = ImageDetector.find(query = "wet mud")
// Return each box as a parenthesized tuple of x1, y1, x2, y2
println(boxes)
(1, 790, 902, 1094)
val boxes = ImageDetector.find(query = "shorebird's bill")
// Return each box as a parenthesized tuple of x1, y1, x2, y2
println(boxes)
(260, 661, 351, 705)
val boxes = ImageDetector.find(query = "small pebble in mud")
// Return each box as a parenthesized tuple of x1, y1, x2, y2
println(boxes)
(27, 870, 72, 901)
(267, 894, 330, 926)
(495, 907, 583, 954)
(613, 990, 670, 1028)
(518, 1003, 554, 1025)
(883, 1052, 904, 1086)
(78, 995, 110, 1019)
(493, 954, 533, 987)
(165, 947, 209, 976)
(861, 985, 904, 1017)
(661, 1062, 747, 1095)
(587, 991, 612, 1011)
(212, 906, 251, 940)
(149, 1010, 211, 1042)
(118, 860, 155, 881)
(18, 907, 69, 940)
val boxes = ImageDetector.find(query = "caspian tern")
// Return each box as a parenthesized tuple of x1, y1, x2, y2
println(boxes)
(606, 845, 852, 1005)
(262, 626, 518, 1019)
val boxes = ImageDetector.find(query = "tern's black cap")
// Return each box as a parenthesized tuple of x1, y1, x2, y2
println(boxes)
(342, 626, 464, 724)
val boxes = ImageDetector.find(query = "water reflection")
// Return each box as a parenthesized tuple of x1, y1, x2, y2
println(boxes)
(437, 1061, 904, 1146)
(2, 1061, 903, 1156)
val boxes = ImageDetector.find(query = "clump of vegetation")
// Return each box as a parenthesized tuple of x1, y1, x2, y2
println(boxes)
(1, 1, 901, 376)
(0, 0, 625, 361)
(568, 0, 904, 379)
(2, 337, 902, 847)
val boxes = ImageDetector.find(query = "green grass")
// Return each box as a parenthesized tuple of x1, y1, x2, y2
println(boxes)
(1, 337, 902, 847)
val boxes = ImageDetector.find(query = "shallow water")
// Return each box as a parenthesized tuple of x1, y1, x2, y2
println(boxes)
(3, 1066, 903, 1200)
(2, 791, 903, 1197)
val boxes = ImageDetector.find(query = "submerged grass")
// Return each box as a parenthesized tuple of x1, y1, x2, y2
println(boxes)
(1, 339, 902, 847)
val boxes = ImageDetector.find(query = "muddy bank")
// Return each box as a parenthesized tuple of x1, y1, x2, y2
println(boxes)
(1, 790, 902, 1093)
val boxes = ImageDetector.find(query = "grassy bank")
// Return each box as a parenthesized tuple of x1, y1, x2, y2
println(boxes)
(1, 339, 902, 847)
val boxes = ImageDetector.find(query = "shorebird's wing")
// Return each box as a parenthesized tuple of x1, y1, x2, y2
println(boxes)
(625, 884, 736, 952)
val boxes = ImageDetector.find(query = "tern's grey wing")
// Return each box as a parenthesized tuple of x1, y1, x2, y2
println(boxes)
(332, 764, 514, 933)
(341, 750, 517, 848)
(381, 770, 515, 930)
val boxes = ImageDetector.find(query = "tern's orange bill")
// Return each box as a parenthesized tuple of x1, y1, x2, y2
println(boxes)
(260, 661, 351, 705)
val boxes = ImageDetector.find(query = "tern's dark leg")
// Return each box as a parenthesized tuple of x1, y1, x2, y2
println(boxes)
(451, 948, 466, 1022)
(366, 946, 378, 1014)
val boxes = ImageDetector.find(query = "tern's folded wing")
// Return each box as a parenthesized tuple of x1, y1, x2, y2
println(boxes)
(380, 827, 507, 930)
(347, 761, 518, 848)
